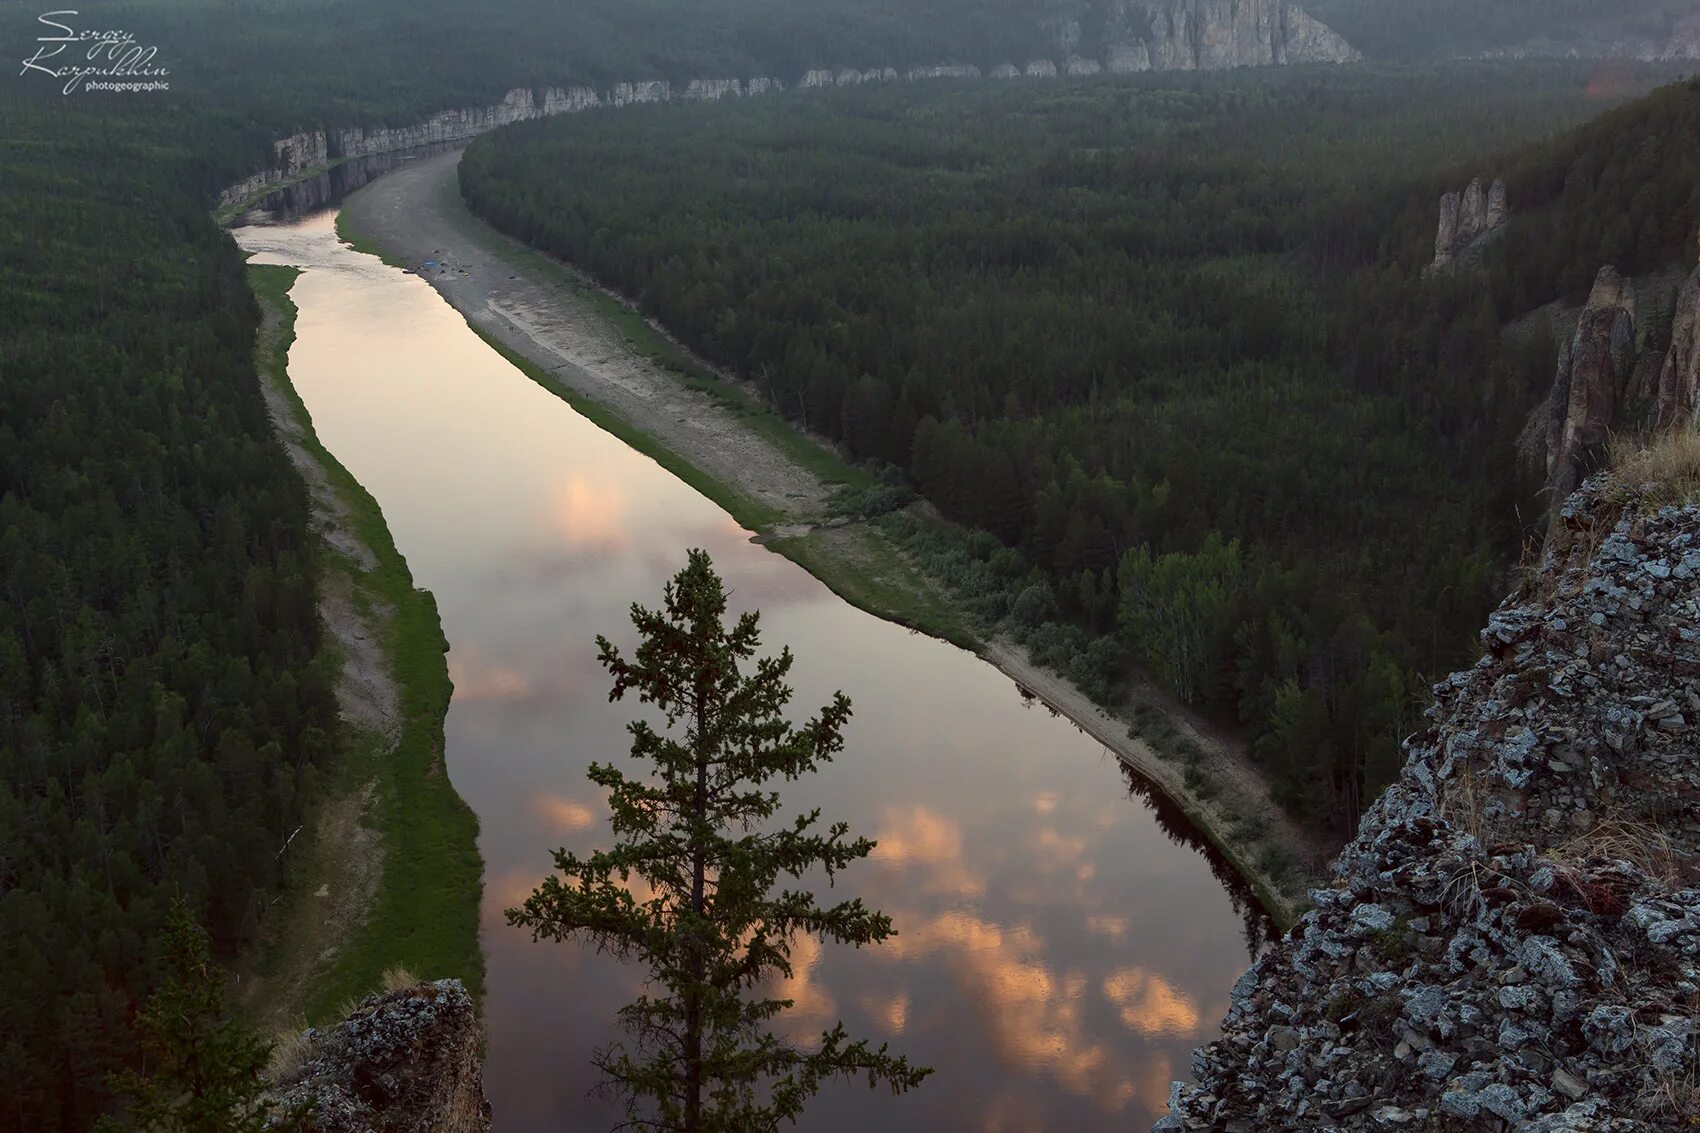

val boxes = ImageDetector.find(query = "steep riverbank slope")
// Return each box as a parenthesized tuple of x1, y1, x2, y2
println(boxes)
(239, 264, 482, 1029)
(335, 150, 1323, 925)
(1159, 469, 1700, 1130)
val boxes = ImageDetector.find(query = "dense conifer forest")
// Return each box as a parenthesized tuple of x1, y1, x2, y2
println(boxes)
(0, 4, 1088, 1120)
(2, 0, 1696, 1123)
(460, 66, 1699, 838)
(0, 106, 339, 1129)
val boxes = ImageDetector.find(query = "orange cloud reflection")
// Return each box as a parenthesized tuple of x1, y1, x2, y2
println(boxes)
(769, 931, 836, 1042)
(1101, 967, 1201, 1038)
(870, 805, 984, 898)
(883, 910, 1135, 1111)
(533, 794, 598, 834)
(549, 473, 629, 554)
(448, 651, 535, 703)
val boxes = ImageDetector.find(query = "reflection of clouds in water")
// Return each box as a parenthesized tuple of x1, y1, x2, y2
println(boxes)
(881, 910, 1136, 1113)
(533, 794, 599, 835)
(448, 647, 580, 710)
(768, 931, 837, 1043)
(861, 799, 1194, 1115)
(976, 1088, 1047, 1133)
(859, 989, 910, 1035)
(548, 473, 629, 556)
(1031, 827, 1088, 870)
(871, 805, 984, 898)
(1100, 968, 1200, 1037)
(448, 651, 532, 703)
(999, 824, 1097, 907)
(487, 868, 551, 927)
(1086, 914, 1129, 941)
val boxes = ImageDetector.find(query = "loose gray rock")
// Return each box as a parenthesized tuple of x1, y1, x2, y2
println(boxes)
(1155, 479, 1700, 1131)
(267, 979, 491, 1133)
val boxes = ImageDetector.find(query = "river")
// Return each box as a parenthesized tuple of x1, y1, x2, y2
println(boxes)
(235, 209, 1269, 1132)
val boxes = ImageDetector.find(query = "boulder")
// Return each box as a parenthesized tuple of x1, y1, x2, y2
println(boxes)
(269, 980, 491, 1133)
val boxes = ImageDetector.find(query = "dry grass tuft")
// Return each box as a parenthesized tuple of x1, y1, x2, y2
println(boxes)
(379, 964, 420, 993)
(1555, 815, 1687, 888)
(1607, 427, 1700, 509)
(264, 1022, 313, 1084)
(1634, 1043, 1700, 1125)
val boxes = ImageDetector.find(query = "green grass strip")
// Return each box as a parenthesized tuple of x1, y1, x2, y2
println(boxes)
(248, 263, 484, 1022)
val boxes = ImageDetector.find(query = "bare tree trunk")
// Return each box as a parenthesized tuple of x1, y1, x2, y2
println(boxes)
(685, 694, 709, 1133)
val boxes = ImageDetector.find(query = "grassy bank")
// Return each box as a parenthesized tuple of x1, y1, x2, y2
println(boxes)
(243, 264, 484, 1024)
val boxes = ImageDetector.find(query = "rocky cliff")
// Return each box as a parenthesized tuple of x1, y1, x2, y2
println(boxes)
(1138, 0, 1360, 70)
(219, 7, 1357, 214)
(268, 979, 490, 1132)
(1659, 258, 1700, 430)
(1053, 0, 1358, 72)
(1432, 176, 1509, 272)
(1158, 474, 1700, 1131)
(1529, 254, 1700, 507)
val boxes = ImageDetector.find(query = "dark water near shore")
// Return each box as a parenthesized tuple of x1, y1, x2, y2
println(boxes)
(236, 210, 1270, 1132)
(234, 143, 462, 223)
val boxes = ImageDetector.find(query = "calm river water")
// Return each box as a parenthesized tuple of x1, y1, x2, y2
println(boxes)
(236, 210, 1268, 1132)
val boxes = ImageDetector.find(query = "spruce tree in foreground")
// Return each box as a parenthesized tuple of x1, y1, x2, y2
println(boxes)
(508, 549, 929, 1132)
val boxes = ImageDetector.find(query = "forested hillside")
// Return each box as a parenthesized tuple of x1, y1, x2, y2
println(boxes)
(460, 64, 1685, 837)
(0, 106, 339, 1128)
(1489, 78, 1700, 313)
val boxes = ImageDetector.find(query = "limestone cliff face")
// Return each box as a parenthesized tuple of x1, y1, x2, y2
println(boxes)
(1127, 0, 1360, 70)
(1431, 176, 1508, 271)
(218, 78, 784, 209)
(334, 86, 601, 162)
(220, 7, 1358, 214)
(1544, 267, 1642, 502)
(1158, 476, 1700, 1131)
(269, 980, 491, 1133)
(1526, 259, 1700, 506)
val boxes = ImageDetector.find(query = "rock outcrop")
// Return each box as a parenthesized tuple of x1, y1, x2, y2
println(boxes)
(1526, 258, 1700, 507)
(1543, 267, 1643, 502)
(1136, 0, 1359, 70)
(1158, 475, 1700, 1131)
(1432, 176, 1509, 271)
(269, 980, 490, 1133)
(1657, 254, 1700, 429)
